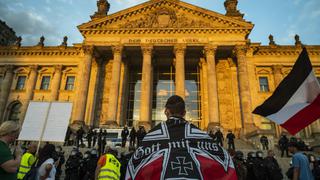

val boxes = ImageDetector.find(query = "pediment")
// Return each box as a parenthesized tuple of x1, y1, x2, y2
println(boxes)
(78, 0, 253, 33)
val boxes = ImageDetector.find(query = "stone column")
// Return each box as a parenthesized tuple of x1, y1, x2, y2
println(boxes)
(73, 46, 94, 124)
(139, 45, 153, 129)
(204, 45, 220, 130)
(235, 46, 255, 134)
(106, 45, 123, 126)
(174, 45, 186, 99)
(50, 65, 63, 101)
(272, 65, 283, 137)
(20, 65, 38, 121)
(0, 65, 14, 122)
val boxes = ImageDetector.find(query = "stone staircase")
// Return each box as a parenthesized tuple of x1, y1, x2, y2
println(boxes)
(58, 139, 317, 180)
(232, 139, 292, 180)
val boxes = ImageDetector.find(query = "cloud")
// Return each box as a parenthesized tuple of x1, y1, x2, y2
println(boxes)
(0, 1, 59, 45)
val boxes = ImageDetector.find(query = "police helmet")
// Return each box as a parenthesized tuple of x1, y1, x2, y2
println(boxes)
(84, 151, 91, 159)
(91, 149, 98, 156)
(235, 151, 244, 160)
(256, 151, 264, 158)
(247, 152, 256, 158)
(70, 148, 78, 156)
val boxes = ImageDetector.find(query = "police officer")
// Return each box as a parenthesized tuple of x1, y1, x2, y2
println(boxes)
(55, 146, 65, 180)
(80, 149, 99, 180)
(253, 151, 268, 180)
(92, 130, 97, 148)
(260, 135, 269, 150)
(264, 150, 283, 180)
(278, 134, 289, 157)
(215, 128, 224, 146)
(95, 148, 121, 180)
(232, 151, 247, 180)
(87, 128, 93, 148)
(65, 148, 82, 180)
(121, 126, 129, 148)
(246, 151, 257, 180)
(17, 143, 37, 180)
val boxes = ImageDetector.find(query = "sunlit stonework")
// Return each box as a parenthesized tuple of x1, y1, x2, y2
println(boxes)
(0, 0, 320, 142)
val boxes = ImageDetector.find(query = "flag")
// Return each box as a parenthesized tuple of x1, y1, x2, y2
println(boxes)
(253, 48, 320, 135)
(125, 117, 237, 180)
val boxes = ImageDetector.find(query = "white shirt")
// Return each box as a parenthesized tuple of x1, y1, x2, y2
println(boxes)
(37, 158, 56, 180)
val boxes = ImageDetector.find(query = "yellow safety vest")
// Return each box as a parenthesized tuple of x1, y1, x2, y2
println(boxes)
(98, 154, 121, 180)
(17, 152, 36, 179)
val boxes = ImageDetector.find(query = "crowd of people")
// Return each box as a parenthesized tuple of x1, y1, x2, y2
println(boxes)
(0, 95, 320, 180)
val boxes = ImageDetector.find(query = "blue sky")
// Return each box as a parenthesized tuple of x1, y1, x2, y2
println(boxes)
(0, 0, 319, 46)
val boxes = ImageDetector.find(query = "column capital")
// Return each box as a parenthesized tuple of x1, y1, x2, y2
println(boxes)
(204, 45, 217, 56)
(141, 45, 153, 56)
(111, 45, 123, 55)
(272, 64, 283, 74)
(234, 46, 247, 57)
(54, 65, 63, 73)
(82, 45, 95, 56)
(29, 65, 39, 72)
(174, 44, 187, 55)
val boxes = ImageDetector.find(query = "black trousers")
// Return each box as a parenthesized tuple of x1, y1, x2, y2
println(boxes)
(122, 138, 127, 147)
(228, 142, 235, 150)
(281, 148, 289, 157)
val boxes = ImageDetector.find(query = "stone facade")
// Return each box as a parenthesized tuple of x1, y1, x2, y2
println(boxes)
(0, 0, 320, 138)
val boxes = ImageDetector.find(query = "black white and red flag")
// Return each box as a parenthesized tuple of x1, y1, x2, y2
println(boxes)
(125, 117, 237, 180)
(253, 48, 320, 135)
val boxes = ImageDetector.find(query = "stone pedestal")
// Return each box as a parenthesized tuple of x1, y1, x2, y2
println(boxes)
(138, 121, 152, 132)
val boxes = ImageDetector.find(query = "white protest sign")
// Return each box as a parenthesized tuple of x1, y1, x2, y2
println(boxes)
(42, 102, 73, 142)
(18, 102, 50, 141)
(18, 101, 73, 142)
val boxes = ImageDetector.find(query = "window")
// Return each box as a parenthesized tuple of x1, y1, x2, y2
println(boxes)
(65, 76, 75, 90)
(259, 77, 270, 92)
(8, 102, 22, 121)
(40, 76, 50, 90)
(16, 76, 26, 90)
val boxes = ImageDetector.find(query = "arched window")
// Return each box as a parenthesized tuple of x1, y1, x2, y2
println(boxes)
(8, 102, 22, 121)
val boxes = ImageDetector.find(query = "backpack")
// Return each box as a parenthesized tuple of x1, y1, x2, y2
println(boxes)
(22, 160, 38, 180)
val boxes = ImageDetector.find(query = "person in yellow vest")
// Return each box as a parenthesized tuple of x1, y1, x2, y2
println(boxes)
(95, 147, 121, 180)
(17, 143, 37, 180)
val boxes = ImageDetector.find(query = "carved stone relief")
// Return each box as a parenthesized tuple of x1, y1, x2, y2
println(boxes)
(119, 7, 213, 29)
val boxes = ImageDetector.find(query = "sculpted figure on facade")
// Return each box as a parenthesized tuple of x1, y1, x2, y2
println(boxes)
(119, 7, 213, 29)
(269, 34, 276, 46)
(295, 34, 302, 46)
(224, 0, 243, 18)
(91, 0, 110, 19)
(60, 36, 68, 47)
(37, 36, 45, 47)
(14, 36, 22, 47)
